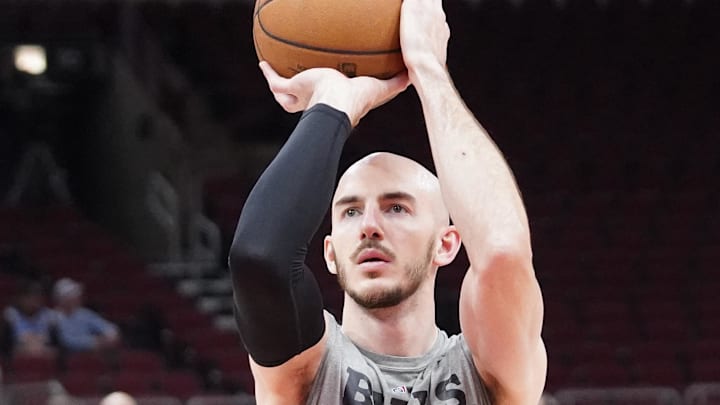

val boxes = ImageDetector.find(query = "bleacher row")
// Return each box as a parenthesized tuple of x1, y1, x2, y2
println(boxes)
(0, 206, 254, 400)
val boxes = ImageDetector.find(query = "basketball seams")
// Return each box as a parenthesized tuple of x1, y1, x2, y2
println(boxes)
(254, 0, 274, 18)
(255, 2, 400, 55)
(253, 0, 405, 77)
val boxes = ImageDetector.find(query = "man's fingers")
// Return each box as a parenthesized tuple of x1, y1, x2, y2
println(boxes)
(259, 61, 278, 80)
(260, 61, 303, 111)
(387, 71, 411, 95)
(371, 71, 411, 107)
(259, 61, 289, 93)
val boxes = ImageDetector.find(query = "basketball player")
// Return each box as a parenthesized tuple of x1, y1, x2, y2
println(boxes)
(229, 0, 546, 403)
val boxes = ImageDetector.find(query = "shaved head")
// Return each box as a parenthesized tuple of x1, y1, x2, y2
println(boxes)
(100, 392, 137, 405)
(335, 152, 449, 227)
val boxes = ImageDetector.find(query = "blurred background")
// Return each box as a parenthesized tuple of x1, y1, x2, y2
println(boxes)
(0, 0, 718, 404)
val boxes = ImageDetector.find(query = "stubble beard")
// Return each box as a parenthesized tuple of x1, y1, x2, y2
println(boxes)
(336, 238, 435, 309)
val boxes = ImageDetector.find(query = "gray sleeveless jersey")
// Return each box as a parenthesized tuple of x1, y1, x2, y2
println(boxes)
(306, 312, 493, 405)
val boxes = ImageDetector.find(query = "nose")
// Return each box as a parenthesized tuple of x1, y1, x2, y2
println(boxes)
(360, 206, 384, 240)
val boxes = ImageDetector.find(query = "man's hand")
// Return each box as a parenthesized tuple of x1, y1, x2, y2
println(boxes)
(259, 62, 409, 127)
(400, 0, 450, 81)
(95, 333, 120, 350)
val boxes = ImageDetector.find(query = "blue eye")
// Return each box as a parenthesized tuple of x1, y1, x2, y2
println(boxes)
(346, 208, 359, 217)
(390, 204, 405, 213)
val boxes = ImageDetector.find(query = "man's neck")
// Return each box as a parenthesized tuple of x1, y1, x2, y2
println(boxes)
(58, 306, 77, 315)
(340, 283, 438, 357)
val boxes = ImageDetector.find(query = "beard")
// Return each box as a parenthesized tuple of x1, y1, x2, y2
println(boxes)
(335, 238, 435, 309)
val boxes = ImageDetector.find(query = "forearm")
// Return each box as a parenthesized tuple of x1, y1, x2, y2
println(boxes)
(420, 68, 544, 399)
(413, 66, 531, 259)
(228, 103, 351, 366)
(230, 105, 351, 265)
(58, 330, 96, 351)
(88, 312, 117, 337)
(401, 2, 545, 397)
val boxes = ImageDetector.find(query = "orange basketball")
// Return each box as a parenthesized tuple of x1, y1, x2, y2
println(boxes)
(253, 0, 405, 79)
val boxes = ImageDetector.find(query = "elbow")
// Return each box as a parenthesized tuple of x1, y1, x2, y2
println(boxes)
(227, 233, 290, 285)
(228, 238, 270, 274)
(467, 234, 535, 283)
(484, 233, 533, 267)
(227, 213, 290, 273)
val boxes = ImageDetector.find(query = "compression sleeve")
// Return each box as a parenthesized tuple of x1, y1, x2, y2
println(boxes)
(228, 103, 351, 367)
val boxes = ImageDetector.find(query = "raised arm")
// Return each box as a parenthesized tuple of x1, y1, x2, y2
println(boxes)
(228, 102, 347, 366)
(400, 0, 546, 403)
(228, 63, 408, 401)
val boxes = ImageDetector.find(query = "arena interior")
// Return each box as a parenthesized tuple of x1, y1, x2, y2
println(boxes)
(0, 0, 718, 404)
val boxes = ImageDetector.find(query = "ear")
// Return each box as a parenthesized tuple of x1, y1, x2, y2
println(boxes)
(433, 225, 462, 267)
(324, 235, 338, 275)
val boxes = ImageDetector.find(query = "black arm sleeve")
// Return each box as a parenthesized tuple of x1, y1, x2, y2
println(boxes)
(228, 103, 351, 367)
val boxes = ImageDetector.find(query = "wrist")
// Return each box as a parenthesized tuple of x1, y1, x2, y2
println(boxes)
(409, 62, 451, 96)
(302, 104, 353, 133)
(308, 88, 361, 127)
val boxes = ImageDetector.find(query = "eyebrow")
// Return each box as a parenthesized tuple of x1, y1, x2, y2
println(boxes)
(334, 191, 416, 208)
(381, 191, 416, 204)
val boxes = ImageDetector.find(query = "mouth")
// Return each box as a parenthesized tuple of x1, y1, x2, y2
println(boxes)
(356, 249, 392, 265)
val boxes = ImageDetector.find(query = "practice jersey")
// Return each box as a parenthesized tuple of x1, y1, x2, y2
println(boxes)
(306, 311, 493, 405)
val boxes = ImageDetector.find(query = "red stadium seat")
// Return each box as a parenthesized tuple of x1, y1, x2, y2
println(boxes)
(117, 349, 165, 372)
(65, 351, 110, 374)
(107, 371, 163, 396)
(632, 360, 686, 387)
(160, 370, 204, 400)
(569, 361, 632, 387)
(689, 359, 720, 383)
(59, 370, 102, 396)
(8, 354, 59, 382)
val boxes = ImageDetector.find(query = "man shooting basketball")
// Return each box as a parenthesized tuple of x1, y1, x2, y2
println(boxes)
(229, 0, 547, 403)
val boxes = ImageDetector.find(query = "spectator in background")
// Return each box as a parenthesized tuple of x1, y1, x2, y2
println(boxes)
(100, 391, 137, 405)
(52, 278, 120, 352)
(46, 393, 76, 405)
(3, 281, 56, 357)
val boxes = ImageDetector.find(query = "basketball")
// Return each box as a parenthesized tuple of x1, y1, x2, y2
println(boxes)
(252, 0, 405, 79)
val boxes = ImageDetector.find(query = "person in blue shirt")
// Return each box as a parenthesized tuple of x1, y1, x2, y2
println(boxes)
(3, 281, 56, 357)
(52, 278, 120, 352)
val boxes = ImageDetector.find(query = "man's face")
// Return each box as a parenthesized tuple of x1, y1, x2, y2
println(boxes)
(19, 292, 43, 314)
(58, 294, 82, 311)
(324, 153, 449, 309)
